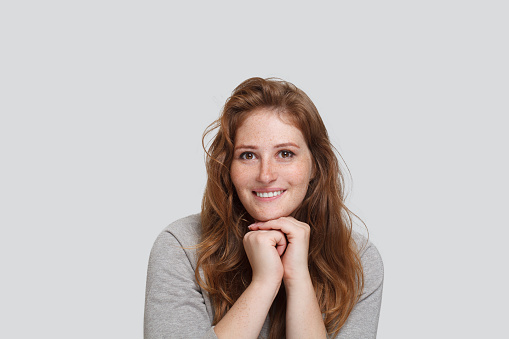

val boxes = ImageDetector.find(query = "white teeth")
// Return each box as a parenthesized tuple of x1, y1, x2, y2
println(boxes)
(256, 190, 283, 198)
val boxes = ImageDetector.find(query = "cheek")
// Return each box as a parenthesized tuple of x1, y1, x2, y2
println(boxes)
(290, 162, 313, 186)
(230, 169, 240, 190)
(230, 163, 247, 192)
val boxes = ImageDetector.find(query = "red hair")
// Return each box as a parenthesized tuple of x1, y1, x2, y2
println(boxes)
(195, 77, 364, 338)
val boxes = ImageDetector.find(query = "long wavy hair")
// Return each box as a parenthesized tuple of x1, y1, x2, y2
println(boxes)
(195, 77, 364, 338)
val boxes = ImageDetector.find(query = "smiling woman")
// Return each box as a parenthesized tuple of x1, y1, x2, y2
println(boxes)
(144, 78, 384, 339)
(231, 109, 314, 222)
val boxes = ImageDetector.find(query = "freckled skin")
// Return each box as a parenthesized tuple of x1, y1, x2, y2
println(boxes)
(230, 109, 314, 222)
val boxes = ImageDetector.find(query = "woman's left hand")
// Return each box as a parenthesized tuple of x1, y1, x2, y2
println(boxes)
(248, 217, 311, 285)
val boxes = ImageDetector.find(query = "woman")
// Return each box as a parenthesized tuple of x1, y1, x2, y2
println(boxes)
(144, 77, 383, 339)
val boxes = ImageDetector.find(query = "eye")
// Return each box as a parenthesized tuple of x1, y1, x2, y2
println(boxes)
(240, 152, 255, 160)
(279, 150, 294, 159)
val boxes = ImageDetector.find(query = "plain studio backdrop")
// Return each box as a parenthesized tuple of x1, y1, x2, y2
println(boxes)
(1, 1, 507, 338)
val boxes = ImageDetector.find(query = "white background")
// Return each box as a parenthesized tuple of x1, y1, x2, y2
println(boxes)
(1, 1, 507, 338)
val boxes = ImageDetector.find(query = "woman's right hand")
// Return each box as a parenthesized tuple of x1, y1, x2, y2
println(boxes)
(243, 229, 287, 286)
(214, 229, 287, 338)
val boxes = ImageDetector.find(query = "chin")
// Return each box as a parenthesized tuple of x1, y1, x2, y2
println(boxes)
(249, 210, 291, 222)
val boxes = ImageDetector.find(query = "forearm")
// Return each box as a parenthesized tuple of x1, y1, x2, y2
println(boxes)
(285, 274, 327, 339)
(214, 280, 280, 339)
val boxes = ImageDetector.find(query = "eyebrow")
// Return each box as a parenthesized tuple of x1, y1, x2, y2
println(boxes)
(234, 142, 300, 150)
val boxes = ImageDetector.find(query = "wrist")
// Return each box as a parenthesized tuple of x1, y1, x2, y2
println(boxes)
(283, 270, 313, 294)
(251, 267, 284, 288)
(249, 278, 282, 299)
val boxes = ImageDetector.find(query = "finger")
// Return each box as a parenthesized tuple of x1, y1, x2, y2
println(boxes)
(247, 222, 263, 231)
(245, 230, 287, 256)
(249, 218, 308, 239)
(272, 231, 287, 256)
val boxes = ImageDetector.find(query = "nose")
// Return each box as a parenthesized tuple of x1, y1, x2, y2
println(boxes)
(256, 158, 277, 183)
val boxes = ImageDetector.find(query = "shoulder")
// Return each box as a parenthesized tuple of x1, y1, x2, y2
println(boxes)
(351, 231, 383, 274)
(145, 214, 217, 336)
(331, 233, 383, 338)
(160, 213, 202, 246)
(351, 231, 384, 299)
(149, 213, 202, 270)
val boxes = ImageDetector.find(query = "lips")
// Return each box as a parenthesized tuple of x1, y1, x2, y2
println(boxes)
(254, 190, 284, 198)
(252, 189, 286, 198)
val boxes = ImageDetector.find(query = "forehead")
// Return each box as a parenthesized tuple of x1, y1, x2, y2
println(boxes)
(234, 108, 305, 144)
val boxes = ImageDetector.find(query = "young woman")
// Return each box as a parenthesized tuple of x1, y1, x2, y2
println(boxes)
(144, 77, 383, 339)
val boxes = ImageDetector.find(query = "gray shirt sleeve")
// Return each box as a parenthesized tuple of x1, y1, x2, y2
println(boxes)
(333, 239, 384, 339)
(144, 225, 218, 339)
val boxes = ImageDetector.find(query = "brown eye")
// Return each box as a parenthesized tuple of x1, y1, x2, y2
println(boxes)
(279, 150, 294, 158)
(240, 152, 255, 160)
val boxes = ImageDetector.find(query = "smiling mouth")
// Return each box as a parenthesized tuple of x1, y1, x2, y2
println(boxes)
(253, 190, 285, 198)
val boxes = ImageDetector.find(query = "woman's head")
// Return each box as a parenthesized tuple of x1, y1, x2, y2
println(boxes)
(204, 77, 342, 224)
(230, 108, 314, 221)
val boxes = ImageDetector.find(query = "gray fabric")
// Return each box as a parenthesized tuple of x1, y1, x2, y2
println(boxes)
(144, 214, 383, 339)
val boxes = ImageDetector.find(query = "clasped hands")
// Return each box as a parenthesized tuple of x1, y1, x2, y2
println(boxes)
(243, 217, 311, 288)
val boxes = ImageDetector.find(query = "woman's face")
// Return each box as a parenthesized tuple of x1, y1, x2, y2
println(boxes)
(230, 109, 314, 222)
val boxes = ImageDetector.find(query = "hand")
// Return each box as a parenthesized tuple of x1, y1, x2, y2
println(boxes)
(248, 217, 311, 285)
(243, 229, 287, 286)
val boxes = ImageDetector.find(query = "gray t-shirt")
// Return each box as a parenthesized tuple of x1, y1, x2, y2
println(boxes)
(144, 214, 383, 339)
